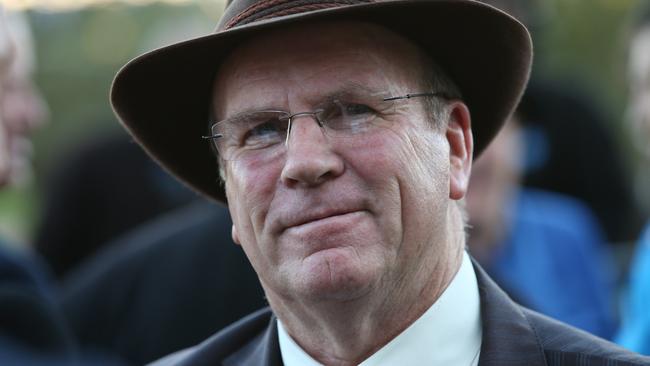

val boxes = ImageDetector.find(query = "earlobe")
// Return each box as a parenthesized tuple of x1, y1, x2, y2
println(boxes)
(446, 102, 473, 200)
(232, 224, 241, 245)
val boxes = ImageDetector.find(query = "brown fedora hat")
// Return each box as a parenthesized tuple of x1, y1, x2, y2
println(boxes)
(111, 0, 532, 204)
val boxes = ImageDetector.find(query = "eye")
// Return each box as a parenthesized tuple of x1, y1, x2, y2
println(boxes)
(319, 100, 379, 133)
(318, 100, 377, 130)
(240, 113, 288, 148)
(344, 103, 374, 116)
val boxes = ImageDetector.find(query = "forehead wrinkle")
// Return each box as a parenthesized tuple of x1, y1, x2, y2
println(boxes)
(213, 20, 427, 119)
(213, 60, 288, 118)
(279, 45, 413, 107)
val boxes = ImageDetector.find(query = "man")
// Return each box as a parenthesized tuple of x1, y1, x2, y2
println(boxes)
(111, 0, 650, 364)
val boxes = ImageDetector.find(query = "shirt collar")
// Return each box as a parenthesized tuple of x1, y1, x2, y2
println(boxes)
(277, 251, 482, 366)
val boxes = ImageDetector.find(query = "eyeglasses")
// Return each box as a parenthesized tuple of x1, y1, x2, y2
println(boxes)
(203, 91, 447, 161)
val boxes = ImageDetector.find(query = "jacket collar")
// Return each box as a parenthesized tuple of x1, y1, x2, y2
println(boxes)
(473, 259, 547, 366)
(222, 259, 548, 366)
(223, 315, 283, 366)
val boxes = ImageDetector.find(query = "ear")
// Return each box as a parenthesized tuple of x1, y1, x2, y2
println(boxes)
(446, 101, 473, 200)
(232, 224, 241, 245)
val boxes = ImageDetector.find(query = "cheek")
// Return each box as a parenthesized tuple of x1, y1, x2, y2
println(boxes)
(401, 133, 450, 218)
(344, 130, 397, 188)
(388, 129, 450, 226)
(390, 126, 450, 194)
(225, 159, 281, 274)
(346, 126, 449, 197)
(226, 157, 282, 236)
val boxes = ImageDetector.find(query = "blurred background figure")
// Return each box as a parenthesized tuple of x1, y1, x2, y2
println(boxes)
(0, 8, 76, 364)
(34, 130, 196, 279)
(469, 0, 646, 341)
(31, 15, 210, 279)
(466, 116, 617, 339)
(616, 2, 650, 355)
(483, 0, 642, 246)
(517, 79, 641, 245)
(0, 9, 47, 188)
(0, 9, 124, 365)
(59, 201, 265, 365)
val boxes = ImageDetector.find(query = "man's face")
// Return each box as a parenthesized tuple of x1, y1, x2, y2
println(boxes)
(0, 13, 47, 187)
(213, 21, 471, 304)
(629, 26, 650, 156)
(0, 13, 14, 186)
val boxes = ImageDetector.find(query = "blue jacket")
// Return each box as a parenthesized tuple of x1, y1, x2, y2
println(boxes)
(617, 224, 650, 355)
(485, 189, 616, 339)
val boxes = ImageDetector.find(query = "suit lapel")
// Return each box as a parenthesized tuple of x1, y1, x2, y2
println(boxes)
(222, 260, 548, 366)
(473, 260, 547, 366)
(223, 315, 283, 366)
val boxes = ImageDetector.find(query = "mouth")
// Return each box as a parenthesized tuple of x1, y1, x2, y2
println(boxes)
(282, 209, 365, 233)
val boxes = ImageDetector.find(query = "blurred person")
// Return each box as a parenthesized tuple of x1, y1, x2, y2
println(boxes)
(616, 2, 650, 355)
(484, 0, 642, 244)
(34, 130, 196, 279)
(467, 116, 617, 339)
(518, 80, 641, 244)
(0, 8, 75, 364)
(0, 10, 123, 366)
(33, 16, 213, 279)
(0, 10, 10, 181)
(0, 9, 47, 187)
(59, 201, 265, 365)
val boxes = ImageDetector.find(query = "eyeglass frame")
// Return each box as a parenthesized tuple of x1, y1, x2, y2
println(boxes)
(202, 91, 451, 160)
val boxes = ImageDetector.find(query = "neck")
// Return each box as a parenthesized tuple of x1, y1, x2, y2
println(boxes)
(269, 213, 466, 365)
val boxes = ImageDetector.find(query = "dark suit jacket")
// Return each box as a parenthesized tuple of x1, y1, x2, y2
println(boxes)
(60, 201, 266, 365)
(35, 132, 195, 278)
(0, 244, 124, 365)
(151, 262, 650, 366)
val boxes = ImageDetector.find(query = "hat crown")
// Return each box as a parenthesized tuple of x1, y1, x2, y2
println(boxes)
(217, 0, 374, 30)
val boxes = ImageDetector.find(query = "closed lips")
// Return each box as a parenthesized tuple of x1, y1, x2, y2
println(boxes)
(281, 209, 364, 231)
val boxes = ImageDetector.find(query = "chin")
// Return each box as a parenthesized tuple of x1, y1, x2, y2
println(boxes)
(294, 247, 376, 302)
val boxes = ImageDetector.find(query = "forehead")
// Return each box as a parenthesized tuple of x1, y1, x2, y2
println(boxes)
(212, 21, 426, 114)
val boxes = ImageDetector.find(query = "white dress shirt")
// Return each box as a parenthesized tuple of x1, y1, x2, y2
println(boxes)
(278, 251, 482, 365)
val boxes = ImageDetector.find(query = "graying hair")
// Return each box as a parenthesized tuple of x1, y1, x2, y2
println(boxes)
(417, 51, 463, 129)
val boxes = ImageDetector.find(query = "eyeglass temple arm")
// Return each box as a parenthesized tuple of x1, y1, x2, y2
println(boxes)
(382, 92, 447, 101)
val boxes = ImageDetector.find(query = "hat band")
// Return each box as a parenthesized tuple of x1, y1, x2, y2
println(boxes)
(225, 0, 374, 29)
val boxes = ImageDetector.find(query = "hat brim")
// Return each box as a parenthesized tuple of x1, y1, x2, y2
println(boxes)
(111, 0, 532, 204)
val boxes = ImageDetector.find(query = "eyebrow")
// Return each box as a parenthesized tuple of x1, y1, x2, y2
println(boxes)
(217, 82, 392, 122)
(315, 83, 388, 103)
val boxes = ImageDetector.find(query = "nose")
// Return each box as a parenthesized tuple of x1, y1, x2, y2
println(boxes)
(280, 115, 344, 187)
